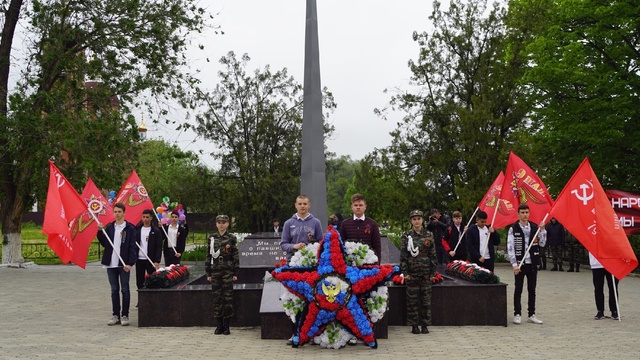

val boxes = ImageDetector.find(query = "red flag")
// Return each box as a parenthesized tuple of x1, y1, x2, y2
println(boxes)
(478, 171, 518, 229)
(499, 151, 554, 224)
(68, 178, 115, 269)
(114, 170, 153, 224)
(549, 158, 638, 279)
(42, 160, 88, 264)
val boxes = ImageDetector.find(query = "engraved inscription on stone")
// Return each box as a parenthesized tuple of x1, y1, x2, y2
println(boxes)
(239, 237, 287, 267)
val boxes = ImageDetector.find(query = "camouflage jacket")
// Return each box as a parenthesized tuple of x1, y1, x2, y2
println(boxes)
(400, 227, 437, 278)
(205, 232, 239, 276)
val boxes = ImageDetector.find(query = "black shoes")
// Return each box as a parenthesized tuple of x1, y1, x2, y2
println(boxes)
(411, 326, 420, 334)
(421, 326, 429, 334)
(214, 318, 223, 335)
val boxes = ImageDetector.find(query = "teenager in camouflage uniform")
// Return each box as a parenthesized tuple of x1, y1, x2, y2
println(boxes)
(206, 215, 239, 335)
(400, 210, 437, 335)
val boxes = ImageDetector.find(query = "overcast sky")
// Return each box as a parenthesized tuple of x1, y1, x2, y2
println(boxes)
(148, 0, 435, 168)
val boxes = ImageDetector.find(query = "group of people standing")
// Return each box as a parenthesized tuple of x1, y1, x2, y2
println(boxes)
(96, 195, 622, 337)
(96, 203, 188, 327)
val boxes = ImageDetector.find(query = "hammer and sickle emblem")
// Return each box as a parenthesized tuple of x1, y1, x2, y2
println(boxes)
(571, 182, 594, 205)
(55, 172, 66, 188)
(322, 281, 341, 303)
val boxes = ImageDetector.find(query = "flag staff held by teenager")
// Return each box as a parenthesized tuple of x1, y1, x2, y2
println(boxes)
(549, 158, 638, 321)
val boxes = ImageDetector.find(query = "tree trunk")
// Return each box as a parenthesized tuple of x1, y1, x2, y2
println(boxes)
(1, 0, 26, 265)
(1, 191, 26, 264)
(2, 233, 24, 264)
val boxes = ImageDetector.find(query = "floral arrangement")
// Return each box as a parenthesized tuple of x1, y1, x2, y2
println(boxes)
(392, 271, 443, 285)
(143, 264, 190, 288)
(272, 227, 399, 349)
(446, 260, 500, 284)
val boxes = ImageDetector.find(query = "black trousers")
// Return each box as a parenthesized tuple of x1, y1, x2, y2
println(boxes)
(514, 264, 537, 317)
(592, 268, 619, 313)
(482, 258, 495, 272)
(135, 259, 156, 290)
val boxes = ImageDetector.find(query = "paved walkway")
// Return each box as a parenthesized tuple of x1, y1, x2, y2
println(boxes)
(1, 262, 638, 359)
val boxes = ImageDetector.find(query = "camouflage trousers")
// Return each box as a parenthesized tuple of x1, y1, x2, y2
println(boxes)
(211, 270, 234, 319)
(406, 276, 432, 326)
(565, 241, 585, 266)
(549, 245, 564, 266)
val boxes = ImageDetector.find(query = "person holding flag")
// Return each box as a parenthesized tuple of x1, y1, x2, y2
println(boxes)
(97, 202, 138, 326)
(134, 209, 163, 302)
(507, 204, 547, 325)
(548, 158, 637, 320)
(466, 210, 500, 271)
(162, 211, 188, 266)
(446, 211, 467, 261)
(590, 252, 619, 320)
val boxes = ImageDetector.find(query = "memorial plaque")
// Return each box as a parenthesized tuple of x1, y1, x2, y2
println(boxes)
(239, 233, 287, 267)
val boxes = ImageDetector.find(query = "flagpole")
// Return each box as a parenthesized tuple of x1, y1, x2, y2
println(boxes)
(612, 275, 621, 321)
(135, 242, 157, 268)
(453, 207, 478, 253)
(518, 213, 549, 268)
(152, 208, 177, 254)
(88, 211, 126, 267)
(481, 200, 502, 256)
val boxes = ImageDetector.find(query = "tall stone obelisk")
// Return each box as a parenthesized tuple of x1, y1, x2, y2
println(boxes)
(300, 0, 327, 228)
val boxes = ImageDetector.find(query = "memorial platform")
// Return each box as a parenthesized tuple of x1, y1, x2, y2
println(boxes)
(138, 235, 507, 330)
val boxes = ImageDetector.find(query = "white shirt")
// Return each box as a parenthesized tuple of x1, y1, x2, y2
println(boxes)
(478, 226, 490, 259)
(105, 222, 126, 268)
(353, 215, 365, 221)
(167, 225, 179, 248)
(138, 226, 151, 260)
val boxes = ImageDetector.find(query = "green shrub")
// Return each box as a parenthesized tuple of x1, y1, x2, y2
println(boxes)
(181, 245, 208, 262)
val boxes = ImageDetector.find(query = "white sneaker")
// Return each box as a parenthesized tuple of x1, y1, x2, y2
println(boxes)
(107, 315, 120, 326)
(527, 314, 543, 324)
(513, 315, 521, 325)
(348, 337, 357, 345)
(121, 316, 129, 326)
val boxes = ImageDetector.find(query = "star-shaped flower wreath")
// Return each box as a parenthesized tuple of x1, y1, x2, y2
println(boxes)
(272, 227, 399, 348)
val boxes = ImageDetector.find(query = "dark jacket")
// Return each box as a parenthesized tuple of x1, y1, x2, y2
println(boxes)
(97, 221, 138, 266)
(340, 216, 381, 262)
(162, 224, 188, 255)
(136, 223, 163, 263)
(546, 220, 565, 247)
(426, 214, 451, 250)
(466, 224, 501, 264)
(444, 224, 467, 260)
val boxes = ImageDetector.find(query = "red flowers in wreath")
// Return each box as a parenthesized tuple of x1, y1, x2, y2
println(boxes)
(143, 264, 190, 288)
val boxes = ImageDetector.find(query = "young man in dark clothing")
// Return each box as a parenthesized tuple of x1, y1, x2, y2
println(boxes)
(507, 204, 547, 325)
(339, 193, 381, 262)
(426, 208, 451, 264)
(135, 209, 163, 293)
(97, 202, 138, 326)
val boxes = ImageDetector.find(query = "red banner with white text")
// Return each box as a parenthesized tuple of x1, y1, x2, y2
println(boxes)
(605, 190, 640, 236)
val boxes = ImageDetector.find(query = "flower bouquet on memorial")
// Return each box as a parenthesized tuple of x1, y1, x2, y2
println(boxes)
(446, 260, 499, 284)
(430, 271, 443, 284)
(144, 264, 190, 288)
(392, 272, 443, 285)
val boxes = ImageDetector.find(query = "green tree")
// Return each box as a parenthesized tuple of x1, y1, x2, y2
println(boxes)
(514, 0, 640, 192)
(0, 0, 209, 263)
(193, 52, 336, 233)
(374, 0, 531, 218)
(136, 140, 222, 214)
(326, 155, 357, 216)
